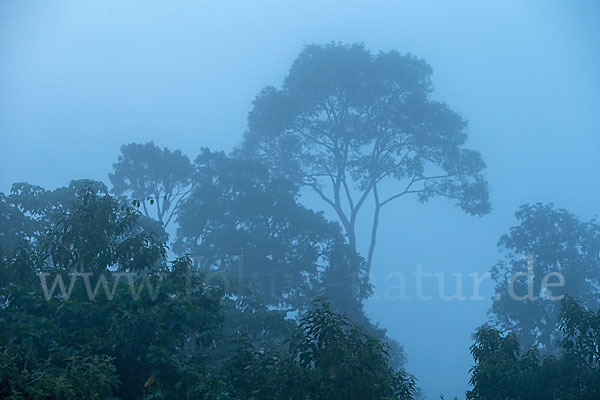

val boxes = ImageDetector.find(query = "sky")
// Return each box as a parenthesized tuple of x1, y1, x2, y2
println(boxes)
(1, 1, 599, 398)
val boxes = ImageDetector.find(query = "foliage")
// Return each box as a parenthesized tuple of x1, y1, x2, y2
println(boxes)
(224, 299, 415, 400)
(0, 349, 119, 400)
(468, 297, 600, 400)
(38, 185, 168, 274)
(0, 180, 112, 251)
(557, 296, 600, 394)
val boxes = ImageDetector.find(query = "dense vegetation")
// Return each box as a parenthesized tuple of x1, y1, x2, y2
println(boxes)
(468, 297, 600, 399)
(1, 43, 598, 399)
(0, 184, 415, 399)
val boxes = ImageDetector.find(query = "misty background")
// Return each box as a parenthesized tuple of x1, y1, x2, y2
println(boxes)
(1, 1, 598, 398)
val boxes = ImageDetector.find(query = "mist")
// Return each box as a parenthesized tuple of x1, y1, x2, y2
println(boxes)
(1, 1, 599, 399)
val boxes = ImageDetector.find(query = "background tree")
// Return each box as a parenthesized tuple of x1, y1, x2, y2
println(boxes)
(109, 141, 194, 229)
(239, 42, 490, 279)
(174, 149, 371, 315)
(490, 203, 600, 353)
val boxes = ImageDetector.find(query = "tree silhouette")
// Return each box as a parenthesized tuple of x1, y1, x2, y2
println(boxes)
(110, 142, 193, 229)
(240, 42, 490, 279)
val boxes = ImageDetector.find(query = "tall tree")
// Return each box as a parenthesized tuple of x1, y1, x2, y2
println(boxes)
(109, 142, 194, 229)
(239, 42, 490, 279)
(490, 203, 600, 353)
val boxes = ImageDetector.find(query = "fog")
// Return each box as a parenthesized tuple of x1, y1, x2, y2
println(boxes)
(1, 1, 599, 398)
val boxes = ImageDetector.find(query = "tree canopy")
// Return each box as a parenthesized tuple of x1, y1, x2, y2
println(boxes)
(110, 142, 194, 229)
(240, 43, 490, 278)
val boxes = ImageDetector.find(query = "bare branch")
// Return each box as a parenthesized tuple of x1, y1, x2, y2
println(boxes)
(308, 182, 337, 211)
(379, 174, 455, 208)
